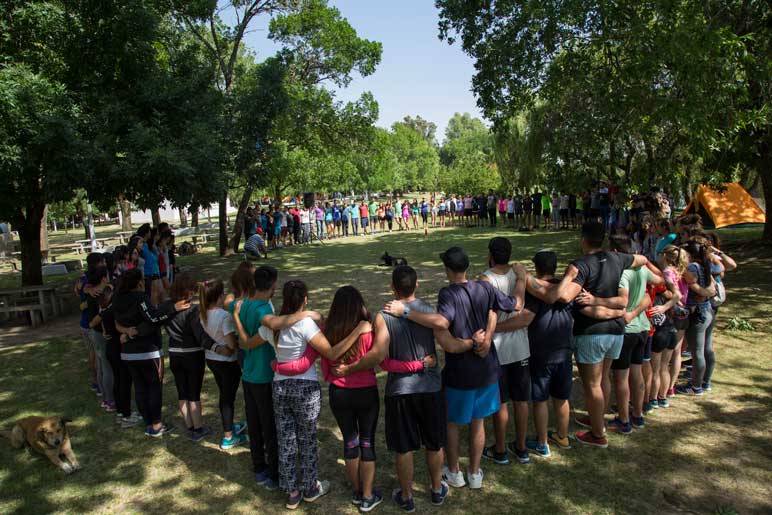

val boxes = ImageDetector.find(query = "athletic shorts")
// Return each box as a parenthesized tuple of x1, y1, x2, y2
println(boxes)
(361, 217, 369, 228)
(560, 209, 569, 218)
(464, 208, 472, 217)
(673, 317, 689, 331)
(643, 335, 652, 362)
(281, 227, 288, 236)
(573, 334, 624, 364)
(445, 382, 500, 425)
(499, 360, 531, 403)
(652, 324, 677, 353)
(543, 209, 551, 218)
(334, 220, 341, 227)
(274, 226, 282, 236)
(385, 391, 447, 453)
(530, 357, 572, 402)
(612, 332, 648, 370)
(507, 212, 515, 219)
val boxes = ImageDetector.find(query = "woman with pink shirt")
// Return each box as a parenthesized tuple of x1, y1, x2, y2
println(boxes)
(273, 286, 432, 512)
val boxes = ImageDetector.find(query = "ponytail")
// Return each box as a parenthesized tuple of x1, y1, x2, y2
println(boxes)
(198, 278, 224, 325)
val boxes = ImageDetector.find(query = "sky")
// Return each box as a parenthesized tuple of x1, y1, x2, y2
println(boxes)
(236, 0, 484, 142)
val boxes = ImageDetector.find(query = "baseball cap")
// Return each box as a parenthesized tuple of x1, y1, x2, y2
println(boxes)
(532, 249, 557, 273)
(488, 237, 512, 265)
(440, 246, 470, 273)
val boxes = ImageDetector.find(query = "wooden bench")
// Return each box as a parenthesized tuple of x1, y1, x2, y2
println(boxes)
(0, 303, 45, 327)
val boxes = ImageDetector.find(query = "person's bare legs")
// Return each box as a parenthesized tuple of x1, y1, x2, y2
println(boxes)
(642, 360, 653, 405)
(360, 460, 375, 499)
(553, 398, 570, 439)
(514, 401, 528, 451)
(629, 364, 644, 418)
(468, 418, 485, 474)
(578, 362, 606, 437)
(614, 368, 631, 423)
(179, 400, 192, 428)
(650, 353, 662, 404)
(492, 404, 508, 453)
(533, 401, 549, 444)
(396, 452, 414, 500)
(446, 422, 461, 473)
(659, 349, 673, 398)
(426, 449, 444, 491)
(670, 332, 686, 390)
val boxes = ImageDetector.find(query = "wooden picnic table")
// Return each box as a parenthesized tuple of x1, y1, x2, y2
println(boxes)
(0, 284, 60, 326)
(116, 231, 134, 244)
(191, 232, 217, 245)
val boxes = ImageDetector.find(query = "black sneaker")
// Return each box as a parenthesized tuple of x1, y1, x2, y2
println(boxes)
(186, 425, 212, 443)
(391, 489, 415, 513)
(359, 490, 383, 513)
(482, 444, 510, 464)
(430, 481, 449, 506)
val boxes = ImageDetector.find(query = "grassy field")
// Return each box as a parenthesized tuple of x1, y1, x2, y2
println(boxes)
(1, 225, 770, 515)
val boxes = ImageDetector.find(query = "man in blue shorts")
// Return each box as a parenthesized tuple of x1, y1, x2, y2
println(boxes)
(526, 223, 648, 448)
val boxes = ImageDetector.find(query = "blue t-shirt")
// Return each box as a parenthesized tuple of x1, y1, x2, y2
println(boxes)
(332, 206, 341, 221)
(349, 206, 359, 219)
(437, 280, 516, 390)
(141, 245, 160, 276)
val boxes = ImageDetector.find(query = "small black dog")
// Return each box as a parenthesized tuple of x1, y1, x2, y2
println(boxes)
(380, 252, 408, 267)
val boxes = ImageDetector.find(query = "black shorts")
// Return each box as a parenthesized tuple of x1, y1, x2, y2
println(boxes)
(334, 219, 341, 227)
(385, 391, 447, 453)
(169, 351, 206, 401)
(502, 360, 531, 403)
(507, 212, 514, 219)
(560, 208, 569, 218)
(464, 208, 472, 217)
(612, 332, 647, 369)
(643, 335, 652, 362)
(673, 317, 689, 331)
(651, 324, 677, 353)
(543, 209, 551, 218)
(530, 357, 572, 402)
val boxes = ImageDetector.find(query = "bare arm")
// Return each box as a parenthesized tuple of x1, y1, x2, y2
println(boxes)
(526, 265, 582, 304)
(232, 302, 267, 350)
(433, 328, 474, 354)
(576, 287, 629, 310)
(630, 254, 649, 269)
(340, 314, 390, 375)
(382, 301, 449, 330)
(495, 310, 536, 332)
(623, 293, 651, 324)
(308, 321, 371, 361)
(473, 309, 498, 358)
(262, 310, 322, 331)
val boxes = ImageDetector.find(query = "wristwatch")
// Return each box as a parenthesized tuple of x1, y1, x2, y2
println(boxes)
(402, 306, 411, 319)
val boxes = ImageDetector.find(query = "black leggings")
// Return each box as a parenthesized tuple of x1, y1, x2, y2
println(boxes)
(328, 384, 379, 461)
(207, 359, 242, 433)
(243, 380, 279, 480)
(107, 343, 133, 417)
(170, 352, 206, 401)
(126, 358, 162, 426)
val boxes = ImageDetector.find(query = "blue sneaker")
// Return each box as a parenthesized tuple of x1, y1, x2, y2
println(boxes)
(260, 477, 278, 491)
(643, 401, 654, 415)
(482, 444, 510, 464)
(506, 442, 531, 464)
(232, 422, 247, 435)
(702, 382, 712, 391)
(254, 470, 268, 484)
(630, 414, 645, 429)
(430, 482, 449, 506)
(220, 433, 248, 449)
(391, 489, 415, 513)
(526, 440, 551, 458)
(675, 384, 704, 396)
(607, 418, 632, 435)
(351, 491, 363, 506)
(359, 490, 383, 513)
(657, 397, 670, 408)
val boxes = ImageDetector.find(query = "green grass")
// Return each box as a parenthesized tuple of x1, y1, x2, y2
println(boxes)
(1, 225, 771, 514)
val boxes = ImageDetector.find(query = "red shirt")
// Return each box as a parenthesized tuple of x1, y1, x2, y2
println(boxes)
(359, 205, 369, 218)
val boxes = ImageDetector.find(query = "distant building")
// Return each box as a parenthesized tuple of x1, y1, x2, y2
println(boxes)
(129, 200, 238, 225)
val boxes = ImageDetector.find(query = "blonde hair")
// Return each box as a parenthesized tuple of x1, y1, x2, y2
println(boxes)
(661, 245, 688, 275)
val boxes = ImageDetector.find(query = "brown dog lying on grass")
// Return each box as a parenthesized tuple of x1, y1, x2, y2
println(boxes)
(1, 416, 80, 473)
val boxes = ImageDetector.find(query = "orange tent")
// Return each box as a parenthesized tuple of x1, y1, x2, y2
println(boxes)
(683, 183, 765, 228)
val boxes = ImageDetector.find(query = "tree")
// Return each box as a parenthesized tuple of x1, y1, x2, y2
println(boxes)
(389, 122, 440, 192)
(402, 115, 437, 145)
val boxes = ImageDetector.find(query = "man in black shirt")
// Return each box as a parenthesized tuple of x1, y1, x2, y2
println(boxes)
(526, 222, 648, 448)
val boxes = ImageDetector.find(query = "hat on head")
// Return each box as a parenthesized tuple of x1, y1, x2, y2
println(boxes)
(488, 237, 512, 265)
(440, 246, 470, 273)
(532, 249, 557, 273)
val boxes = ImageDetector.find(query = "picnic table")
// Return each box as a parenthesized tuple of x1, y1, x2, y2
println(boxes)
(0, 285, 61, 327)
(191, 232, 217, 245)
(116, 231, 134, 244)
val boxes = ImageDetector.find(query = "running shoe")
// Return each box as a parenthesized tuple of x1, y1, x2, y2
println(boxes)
(351, 490, 363, 506)
(649, 399, 659, 410)
(657, 397, 670, 408)
(643, 402, 654, 415)
(681, 350, 692, 359)
(359, 490, 383, 513)
(506, 442, 530, 464)
(607, 418, 632, 435)
(548, 431, 572, 450)
(575, 430, 608, 448)
(145, 424, 174, 438)
(260, 478, 278, 491)
(90, 383, 100, 394)
(430, 482, 449, 506)
(467, 468, 484, 489)
(286, 492, 302, 510)
(702, 382, 712, 391)
(482, 444, 510, 465)
(120, 416, 140, 429)
(574, 414, 592, 428)
(630, 414, 645, 429)
(254, 470, 269, 484)
(186, 425, 212, 443)
(442, 465, 466, 488)
(304, 480, 331, 502)
(667, 387, 676, 398)
(232, 422, 247, 435)
(220, 433, 248, 450)
(391, 490, 415, 512)
(526, 440, 551, 458)
(675, 384, 704, 396)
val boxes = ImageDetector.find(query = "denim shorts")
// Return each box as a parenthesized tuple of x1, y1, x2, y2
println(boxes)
(445, 382, 500, 425)
(573, 334, 624, 365)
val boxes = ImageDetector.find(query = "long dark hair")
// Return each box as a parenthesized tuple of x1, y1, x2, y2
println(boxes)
(682, 241, 712, 281)
(170, 272, 197, 303)
(198, 278, 224, 325)
(117, 269, 143, 294)
(323, 286, 370, 363)
(279, 280, 308, 316)
(231, 262, 256, 298)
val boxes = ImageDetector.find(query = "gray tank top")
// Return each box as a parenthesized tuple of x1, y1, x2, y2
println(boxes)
(382, 299, 442, 396)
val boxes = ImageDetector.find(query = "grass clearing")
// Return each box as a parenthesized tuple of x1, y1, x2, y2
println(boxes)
(1, 226, 771, 514)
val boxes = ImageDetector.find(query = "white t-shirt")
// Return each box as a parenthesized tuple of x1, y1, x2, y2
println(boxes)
(264, 317, 320, 382)
(560, 195, 570, 209)
(507, 200, 515, 213)
(482, 269, 530, 365)
(203, 308, 237, 362)
(300, 209, 310, 224)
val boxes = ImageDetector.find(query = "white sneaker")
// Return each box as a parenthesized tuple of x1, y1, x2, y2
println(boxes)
(467, 468, 484, 489)
(442, 465, 466, 488)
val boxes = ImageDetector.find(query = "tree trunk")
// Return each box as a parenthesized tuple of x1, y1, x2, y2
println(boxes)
(757, 131, 772, 242)
(228, 185, 255, 252)
(15, 203, 46, 286)
(190, 207, 199, 227)
(218, 192, 229, 256)
(151, 208, 161, 226)
(178, 207, 188, 228)
(118, 195, 133, 231)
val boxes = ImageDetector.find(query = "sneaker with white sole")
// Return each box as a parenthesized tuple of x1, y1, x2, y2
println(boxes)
(220, 433, 248, 450)
(467, 468, 484, 489)
(304, 479, 331, 502)
(442, 465, 466, 488)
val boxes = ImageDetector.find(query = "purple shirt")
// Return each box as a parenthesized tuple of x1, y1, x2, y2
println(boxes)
(314, 207, 324, 221)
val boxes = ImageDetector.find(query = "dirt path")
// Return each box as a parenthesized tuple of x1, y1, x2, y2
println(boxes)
(0, 314, 81, 348)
